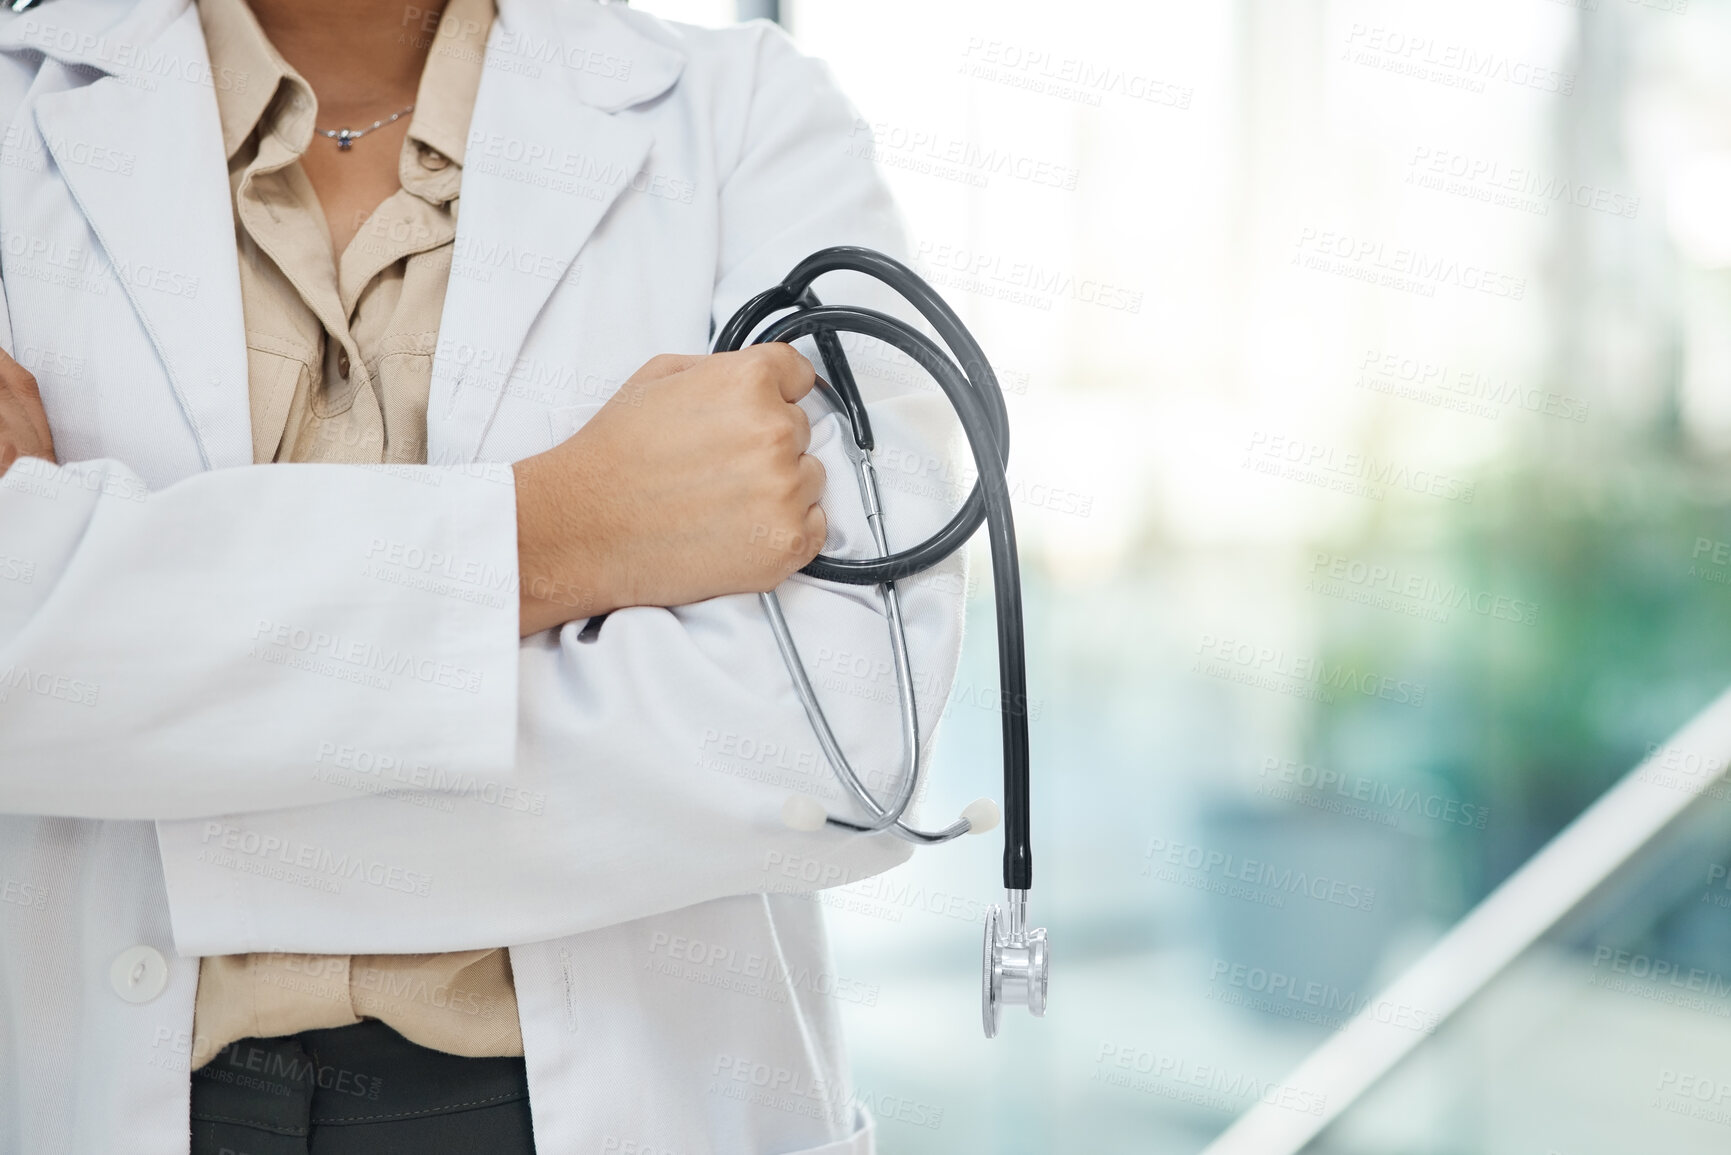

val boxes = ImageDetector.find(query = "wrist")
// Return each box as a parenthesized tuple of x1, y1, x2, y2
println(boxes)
(515, 451, 624, 635)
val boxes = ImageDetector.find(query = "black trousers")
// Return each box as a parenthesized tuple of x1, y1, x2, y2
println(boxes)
(189, 1020, 536, 1155)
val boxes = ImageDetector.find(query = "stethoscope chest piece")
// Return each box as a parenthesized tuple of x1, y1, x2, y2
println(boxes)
(982, 889, 1048, 1038)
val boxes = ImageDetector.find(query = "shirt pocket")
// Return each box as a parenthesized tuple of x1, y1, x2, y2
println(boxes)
(246, 344, 312, 465)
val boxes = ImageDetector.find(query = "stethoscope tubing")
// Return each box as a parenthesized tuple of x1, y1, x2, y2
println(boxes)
(715, 247, 1034, 893)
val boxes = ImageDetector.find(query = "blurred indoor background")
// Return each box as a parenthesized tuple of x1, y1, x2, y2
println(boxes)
(642, 0, 1731, 1150)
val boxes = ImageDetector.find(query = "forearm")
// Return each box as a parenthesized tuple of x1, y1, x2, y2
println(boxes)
(156, 544, 956, 955)
(0, 457, 519, 819)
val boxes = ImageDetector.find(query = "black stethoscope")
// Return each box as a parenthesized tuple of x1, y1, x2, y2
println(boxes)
(716, 246, 1048, 1038)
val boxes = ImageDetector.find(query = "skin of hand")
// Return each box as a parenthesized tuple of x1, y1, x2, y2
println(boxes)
(515, 343, 828, 636)
(0, 348, 56, 474)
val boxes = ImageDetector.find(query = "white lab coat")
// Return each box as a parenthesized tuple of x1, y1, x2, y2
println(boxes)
(0, 0, 968, 1151)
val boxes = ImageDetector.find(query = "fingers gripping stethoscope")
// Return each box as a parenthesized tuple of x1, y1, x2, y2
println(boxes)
(714, 246, 1048, 1038)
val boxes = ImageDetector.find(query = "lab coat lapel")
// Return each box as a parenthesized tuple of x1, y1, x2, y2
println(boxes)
(427, 0, 682, 467)
(27, 3, 251, 472)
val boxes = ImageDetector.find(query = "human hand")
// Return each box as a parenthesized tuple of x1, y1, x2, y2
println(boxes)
(0, 347, 57, 475)
(515, 344, 826, 635)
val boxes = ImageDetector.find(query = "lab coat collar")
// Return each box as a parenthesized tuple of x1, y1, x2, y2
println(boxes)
(498, 0, 685, 112)
(28, 1, 253, 471)
(10, 0, 685, 471)
(0, 0, 189, 77)
(425, 0, 676, 466)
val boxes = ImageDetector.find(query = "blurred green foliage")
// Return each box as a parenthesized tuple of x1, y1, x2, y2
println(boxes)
(1309, 450, 1731, 911)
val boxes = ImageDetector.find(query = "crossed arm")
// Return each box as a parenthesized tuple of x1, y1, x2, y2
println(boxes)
(0, 26, 967, 954)
(0, 338, 829, 639)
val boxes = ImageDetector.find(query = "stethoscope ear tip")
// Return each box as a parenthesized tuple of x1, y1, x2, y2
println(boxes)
(961, 797, 1001, 835)
(780, 794, 830, 832)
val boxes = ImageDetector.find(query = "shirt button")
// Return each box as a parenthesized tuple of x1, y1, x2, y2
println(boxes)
(420, 147, 450, 171)
(110, 945, 169, 1004)
(337, 349, 351, 378)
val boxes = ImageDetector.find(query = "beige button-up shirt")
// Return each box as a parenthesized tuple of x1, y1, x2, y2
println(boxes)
(189, 0, 522, 1069)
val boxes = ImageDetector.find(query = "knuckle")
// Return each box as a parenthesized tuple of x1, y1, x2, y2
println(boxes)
(738, 356, 776, 394)
(760, 342, 806, 380)
(761, 418, 797, 453)
(767, 465, 803, 504)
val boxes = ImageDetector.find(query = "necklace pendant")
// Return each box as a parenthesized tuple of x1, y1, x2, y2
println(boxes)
(336, 128, 354, 151)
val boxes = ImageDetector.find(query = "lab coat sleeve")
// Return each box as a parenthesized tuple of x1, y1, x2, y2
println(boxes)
(0, 287, 521, 818)
(151, 23, 975, 955)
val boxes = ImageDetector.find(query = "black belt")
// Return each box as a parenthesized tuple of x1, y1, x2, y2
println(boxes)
(190, 1019, 536, 1155)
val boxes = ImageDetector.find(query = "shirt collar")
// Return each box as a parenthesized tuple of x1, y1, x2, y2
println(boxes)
(195, 0, 494, 203)
(197, 0, 299, 163)
(406, 0, 493, 169)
